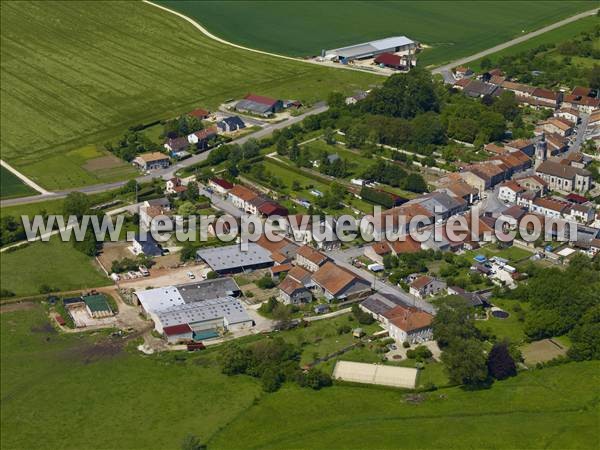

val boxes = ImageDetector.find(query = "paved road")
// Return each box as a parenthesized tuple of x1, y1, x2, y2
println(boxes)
(433, 7, 599, 77)
(568, 113, 590, 153)
(325, 247, 436, 315)
(0, 103, 329, 208)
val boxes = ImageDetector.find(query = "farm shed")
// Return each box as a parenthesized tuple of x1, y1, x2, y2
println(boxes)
(325, 36, 416, 62)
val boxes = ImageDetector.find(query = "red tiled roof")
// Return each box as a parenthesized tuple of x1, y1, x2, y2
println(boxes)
(410, 275, 432, 290)
(374, 52, 402, 67)
(194, 127, 217, 140)
(189, 108, 209, 119)
(383, 305, 433, 332)
(312, 261, 364, 296)
(245, 94, 278, 106)
(297, 245, 328, 266)
(229, 185, 258, 202)
(210, 178, 233, 190)
(271, 263, 293, 275)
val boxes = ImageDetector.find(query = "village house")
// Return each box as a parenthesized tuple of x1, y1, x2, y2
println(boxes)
(139, 198, 171, 228)
(447, 286, 489, 308)
(515, 174, 548, 194)
(132, 232, 163, 257)
(383, 303, 434, 345)
(537, 117, 574, 137)
(437, 179, 480, 205)
(311, 261, 371, 301)
(554, 107, 581, 124)
(165, 177, 187, 196)
(285, 215, 341, 251)
(498, 180, 526, 203)
(295, 245, 329, 272)
(498, 205, 527, 230)
(188, 108, 210, 120)
(208, 178, 233, 195)
(187, 127, 217, 150)
(133, 152, 170, 171)
(408, 275, 446, 298)
(505, 138, 535, 157)
(562, 90, 600, 114)
(454, 66, 474, 79)
(565, 203, 595, 224)
(228, 185, 258, 210)
(363, 237, 421, 265)
(164, 136, 189, 153)
(217, 116, 246, 133)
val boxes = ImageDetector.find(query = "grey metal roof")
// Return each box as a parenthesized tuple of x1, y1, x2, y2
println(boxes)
(361, 292, 410, 316)
(177, 277, 241, 303)
(156, 296, 251, 328)
(327, 36, 415, 59)
(235, 99, 273, 114)
(196, 243, 273, 272)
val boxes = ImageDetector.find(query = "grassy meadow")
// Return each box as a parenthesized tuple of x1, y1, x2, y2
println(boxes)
(0, 1, 378, 190)
(0, 237, 109, 296)
(0, 166, 37, 199)
(2, 304, 598, 450)
(161, 1, 595, 65)
(470, 15, 600, 71)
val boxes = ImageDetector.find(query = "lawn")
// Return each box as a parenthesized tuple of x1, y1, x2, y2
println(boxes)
(161, 1, 596, 66)
(2, 305, 599, 450)
(0, 166, 37, 199)
(476, 298, 530, 344)
(465, 244, 533, 264)
(0, 305, 262, 450)
(0, 237, 110, 297)
(210, 360, 600, 449)
(0, 1, 378, 190)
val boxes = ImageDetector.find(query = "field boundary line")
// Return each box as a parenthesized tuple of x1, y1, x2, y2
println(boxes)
(1, 159, 51, 195)
(142, 0, 387, 76)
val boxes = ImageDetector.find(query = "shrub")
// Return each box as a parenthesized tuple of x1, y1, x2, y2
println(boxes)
(406, 345, 433, 361)
(402, 341, 411, 349)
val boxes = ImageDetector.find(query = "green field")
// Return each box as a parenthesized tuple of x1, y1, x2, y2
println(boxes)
(470, 15, 600, 71)
(0, 237, 109, 297)
(2, 304, 599, 450)
(0, 166, 36, 199)
(161, 1, 595, 66)
(0, 1, 377, 191)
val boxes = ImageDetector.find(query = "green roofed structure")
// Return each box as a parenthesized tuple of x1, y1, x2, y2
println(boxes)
(83, 294, 113, 318)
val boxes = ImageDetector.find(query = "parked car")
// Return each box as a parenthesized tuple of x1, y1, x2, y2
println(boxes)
(187, 271, 195, 279)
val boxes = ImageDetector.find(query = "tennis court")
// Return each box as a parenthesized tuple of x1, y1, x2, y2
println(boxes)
(333, 361, 418, 389)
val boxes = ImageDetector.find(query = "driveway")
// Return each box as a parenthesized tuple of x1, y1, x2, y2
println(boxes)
(326, 247, 436, 315)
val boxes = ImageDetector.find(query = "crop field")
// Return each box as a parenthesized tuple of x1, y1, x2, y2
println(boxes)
(0, 166, 36, 199)
(470, 15, 600, 70)
(2, 304, 598, 450)
(0, 237, 110, 297)
(0, 1, 378, 191)
(161, 1, 595, 66)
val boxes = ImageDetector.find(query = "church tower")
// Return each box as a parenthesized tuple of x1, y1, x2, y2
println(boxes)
(534, 133, 547, 169)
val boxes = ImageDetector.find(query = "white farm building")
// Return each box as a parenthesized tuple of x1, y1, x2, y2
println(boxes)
(324, 36, 417, 62)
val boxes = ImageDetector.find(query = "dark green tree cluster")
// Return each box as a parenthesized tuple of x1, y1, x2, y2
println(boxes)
(513, 255, 600, 360)
(351, 304, 374, 325)
(163, 114, 204, 139)
(359, 67, 440, 118)
(219, 339, 331, 392)
(360, 160, 428, 193)
(105, 130, 160, 162)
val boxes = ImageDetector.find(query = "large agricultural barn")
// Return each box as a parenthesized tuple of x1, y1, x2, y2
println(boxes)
(133, 277, 252, 343)
(324, 36, 417, 62)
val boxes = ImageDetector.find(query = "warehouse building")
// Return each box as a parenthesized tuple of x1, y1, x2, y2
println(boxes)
(324, 36, 417, 63)
(133, 278, 252, 343)
(196, 243, 273, 274)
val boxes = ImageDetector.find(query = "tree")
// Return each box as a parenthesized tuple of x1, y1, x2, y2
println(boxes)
(327, 91, 346, 108)
(568, 305, 600, 361)
(480, 57, 492, 70)
(181, 434, 206, 450)
(276, 136, 288, 155)
(591, 65, 600, 90)
(63, 192, 90, 219)
(185, 181, 200, 202)
(432, 296, 479, 348)
(206, 270, 218, 279)
(323, 127, 336, 145)
(487, 342, 517, 380)
(289, 140, 300, 161)
(261, 367, 282, 392)
(403, 173, 428, 193)
(73, 228, 99, 256)
(441, 338, 488, 386)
